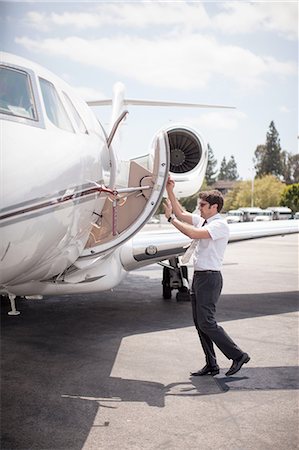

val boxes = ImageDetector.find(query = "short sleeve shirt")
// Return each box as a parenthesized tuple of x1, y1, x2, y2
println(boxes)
(192, 213, 230, 271)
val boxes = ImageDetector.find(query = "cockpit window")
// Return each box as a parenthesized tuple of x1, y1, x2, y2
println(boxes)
(39, 78, 74, 132)
(0, 66, 37, 120)
(62, 92, 88, 134)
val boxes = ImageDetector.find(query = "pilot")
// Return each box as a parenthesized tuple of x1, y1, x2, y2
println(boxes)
(164, 177, 250, 377)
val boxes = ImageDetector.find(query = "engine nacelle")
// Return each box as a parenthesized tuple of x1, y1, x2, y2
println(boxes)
(152, 124, 208, 198)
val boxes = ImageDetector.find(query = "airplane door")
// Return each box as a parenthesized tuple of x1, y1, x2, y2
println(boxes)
(80, 131, 170, 258)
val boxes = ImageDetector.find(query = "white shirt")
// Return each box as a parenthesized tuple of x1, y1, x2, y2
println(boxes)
(192, 213, 230, 271)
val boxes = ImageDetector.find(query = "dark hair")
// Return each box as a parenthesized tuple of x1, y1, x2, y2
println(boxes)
(199, 190, 224, 213)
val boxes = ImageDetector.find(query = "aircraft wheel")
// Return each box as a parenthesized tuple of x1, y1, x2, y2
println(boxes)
(176, 289, 190, 302)
(177, 265, 190, 301)
(162, 267, 172, 299)
(181, 265, 188, 280)
(163, 284, 172, 299)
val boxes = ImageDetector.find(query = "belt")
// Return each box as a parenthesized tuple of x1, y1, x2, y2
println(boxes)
(194, 270, 220, 273)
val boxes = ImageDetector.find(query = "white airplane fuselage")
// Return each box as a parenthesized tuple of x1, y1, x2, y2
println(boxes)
(1, 53, 109, 288)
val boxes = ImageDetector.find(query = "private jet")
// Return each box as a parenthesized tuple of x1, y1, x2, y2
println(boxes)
(1, 52, 298, 314)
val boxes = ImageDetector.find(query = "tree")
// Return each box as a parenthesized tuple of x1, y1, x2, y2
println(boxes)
(180, 179, 208, 212)
(205, 143, 217, 186)
(254, 144, 267, 176)
(218, 156, 228, 180)
(223, 181, 242, 211)
(254, 121, 283, 178)
(252, 175, 285, 208)
(223, 175, 285, 210)
(226, 155, 239, 181)
(293, 154, 299, 183)
(217, 155, 239, 181)
(280, 183, 299, 212)
(180, 192, 199, 213)
(281, 151, 299, 184)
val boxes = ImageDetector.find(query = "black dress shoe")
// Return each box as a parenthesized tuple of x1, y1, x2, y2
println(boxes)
(191, 364, 220, 376)
(225, 353, 250, 376)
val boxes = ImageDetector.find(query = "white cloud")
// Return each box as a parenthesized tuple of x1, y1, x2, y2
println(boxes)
(213, 1, 298, 39)
(184, 110, 247, 132)
(24, 11, 51, 32)
(23, 2, 297, 40)
(213, 2, 298, 40)
(279, 106, 290, 114)
(72, 85, 106, 102)
(257, 2, 298, 40)
(24, 3, 211, 31)
(15, 34, 296, 91)
(214, 2, 262, 34)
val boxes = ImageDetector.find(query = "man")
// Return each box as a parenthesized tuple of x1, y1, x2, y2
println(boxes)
(164, 177, 250, 377)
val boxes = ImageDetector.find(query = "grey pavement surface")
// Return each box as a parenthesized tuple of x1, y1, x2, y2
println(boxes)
(1, 233, 298, 450)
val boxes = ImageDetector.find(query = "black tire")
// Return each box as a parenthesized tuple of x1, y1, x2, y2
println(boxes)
(178, 265, 189, 292)
(176, 290, 191, 302)
(162, 267, 172, 299)
(177, 265, 190, 301)
(181, 265, 188, 281)
(163, 284, 172, 299)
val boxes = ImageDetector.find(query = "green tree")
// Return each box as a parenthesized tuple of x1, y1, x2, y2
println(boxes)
(226, 155, 239, 181)
(218, 156, 228, 180)
(254, 144, 267, 175)
(223, 181, 242, 211)
(224, 180, 253, 210)
(280, 183, 299, 212)
(281, 151, 299, 184)
(180, 192, 199, 213)
(254, 121, 283, 178)
(223, 175, 285, 210)
(180, 179, 208, 212)
(205, 143, 217, 186)
(293, 154, 299, 183)
(252, 175, 285, 208)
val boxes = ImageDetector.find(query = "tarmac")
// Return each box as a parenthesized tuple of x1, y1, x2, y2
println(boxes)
(1, 232, 298, 450)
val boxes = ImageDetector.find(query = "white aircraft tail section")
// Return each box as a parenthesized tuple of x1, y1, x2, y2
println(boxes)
(87, 86, 231, 199)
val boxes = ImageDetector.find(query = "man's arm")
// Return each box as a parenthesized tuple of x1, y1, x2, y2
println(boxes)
(166, 177, 193, 225)
(164, 199, 211, 240)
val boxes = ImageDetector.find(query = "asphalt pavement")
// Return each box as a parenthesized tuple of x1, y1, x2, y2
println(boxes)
(1, 233, 298, 450)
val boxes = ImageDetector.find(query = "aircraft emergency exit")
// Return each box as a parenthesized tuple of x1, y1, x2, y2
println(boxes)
(0, 52, 298, 313)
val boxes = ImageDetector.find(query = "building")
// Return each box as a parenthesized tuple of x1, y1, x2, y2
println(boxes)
(210, 180, 237, 195)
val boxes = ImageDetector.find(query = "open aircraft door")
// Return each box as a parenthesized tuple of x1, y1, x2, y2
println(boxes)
(79, 131, 169, 261)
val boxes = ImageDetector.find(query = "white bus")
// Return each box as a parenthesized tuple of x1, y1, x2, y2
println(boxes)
(239, 207, 263, 222)
(226, 210, 245, 223)
(266, 207, 293, 220)
(253, 210, 273, 221)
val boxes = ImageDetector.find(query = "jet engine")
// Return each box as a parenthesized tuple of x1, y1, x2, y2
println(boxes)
(152, 125, 208, 198)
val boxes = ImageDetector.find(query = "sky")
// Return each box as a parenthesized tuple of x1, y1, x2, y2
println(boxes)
(1, 1, 298, 180)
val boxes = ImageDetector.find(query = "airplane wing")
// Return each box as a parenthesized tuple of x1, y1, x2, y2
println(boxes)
(120, 220, 299, 271)
(87, 97, 235, 109)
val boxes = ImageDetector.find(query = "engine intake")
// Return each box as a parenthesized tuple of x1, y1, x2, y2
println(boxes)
(167, 128, 202, 173)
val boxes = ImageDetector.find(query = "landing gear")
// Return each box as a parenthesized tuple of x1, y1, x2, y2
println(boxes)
(162, 268, 172, 299)
(8, 294, 20, 315)
(161, 257, 190, 301)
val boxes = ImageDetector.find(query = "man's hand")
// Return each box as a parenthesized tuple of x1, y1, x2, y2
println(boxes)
(163, 199, 173, 219)
(166, 175, 175, 193)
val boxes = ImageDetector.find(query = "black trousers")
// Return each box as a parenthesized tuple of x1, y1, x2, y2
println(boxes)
(191, 271, 243, 367)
